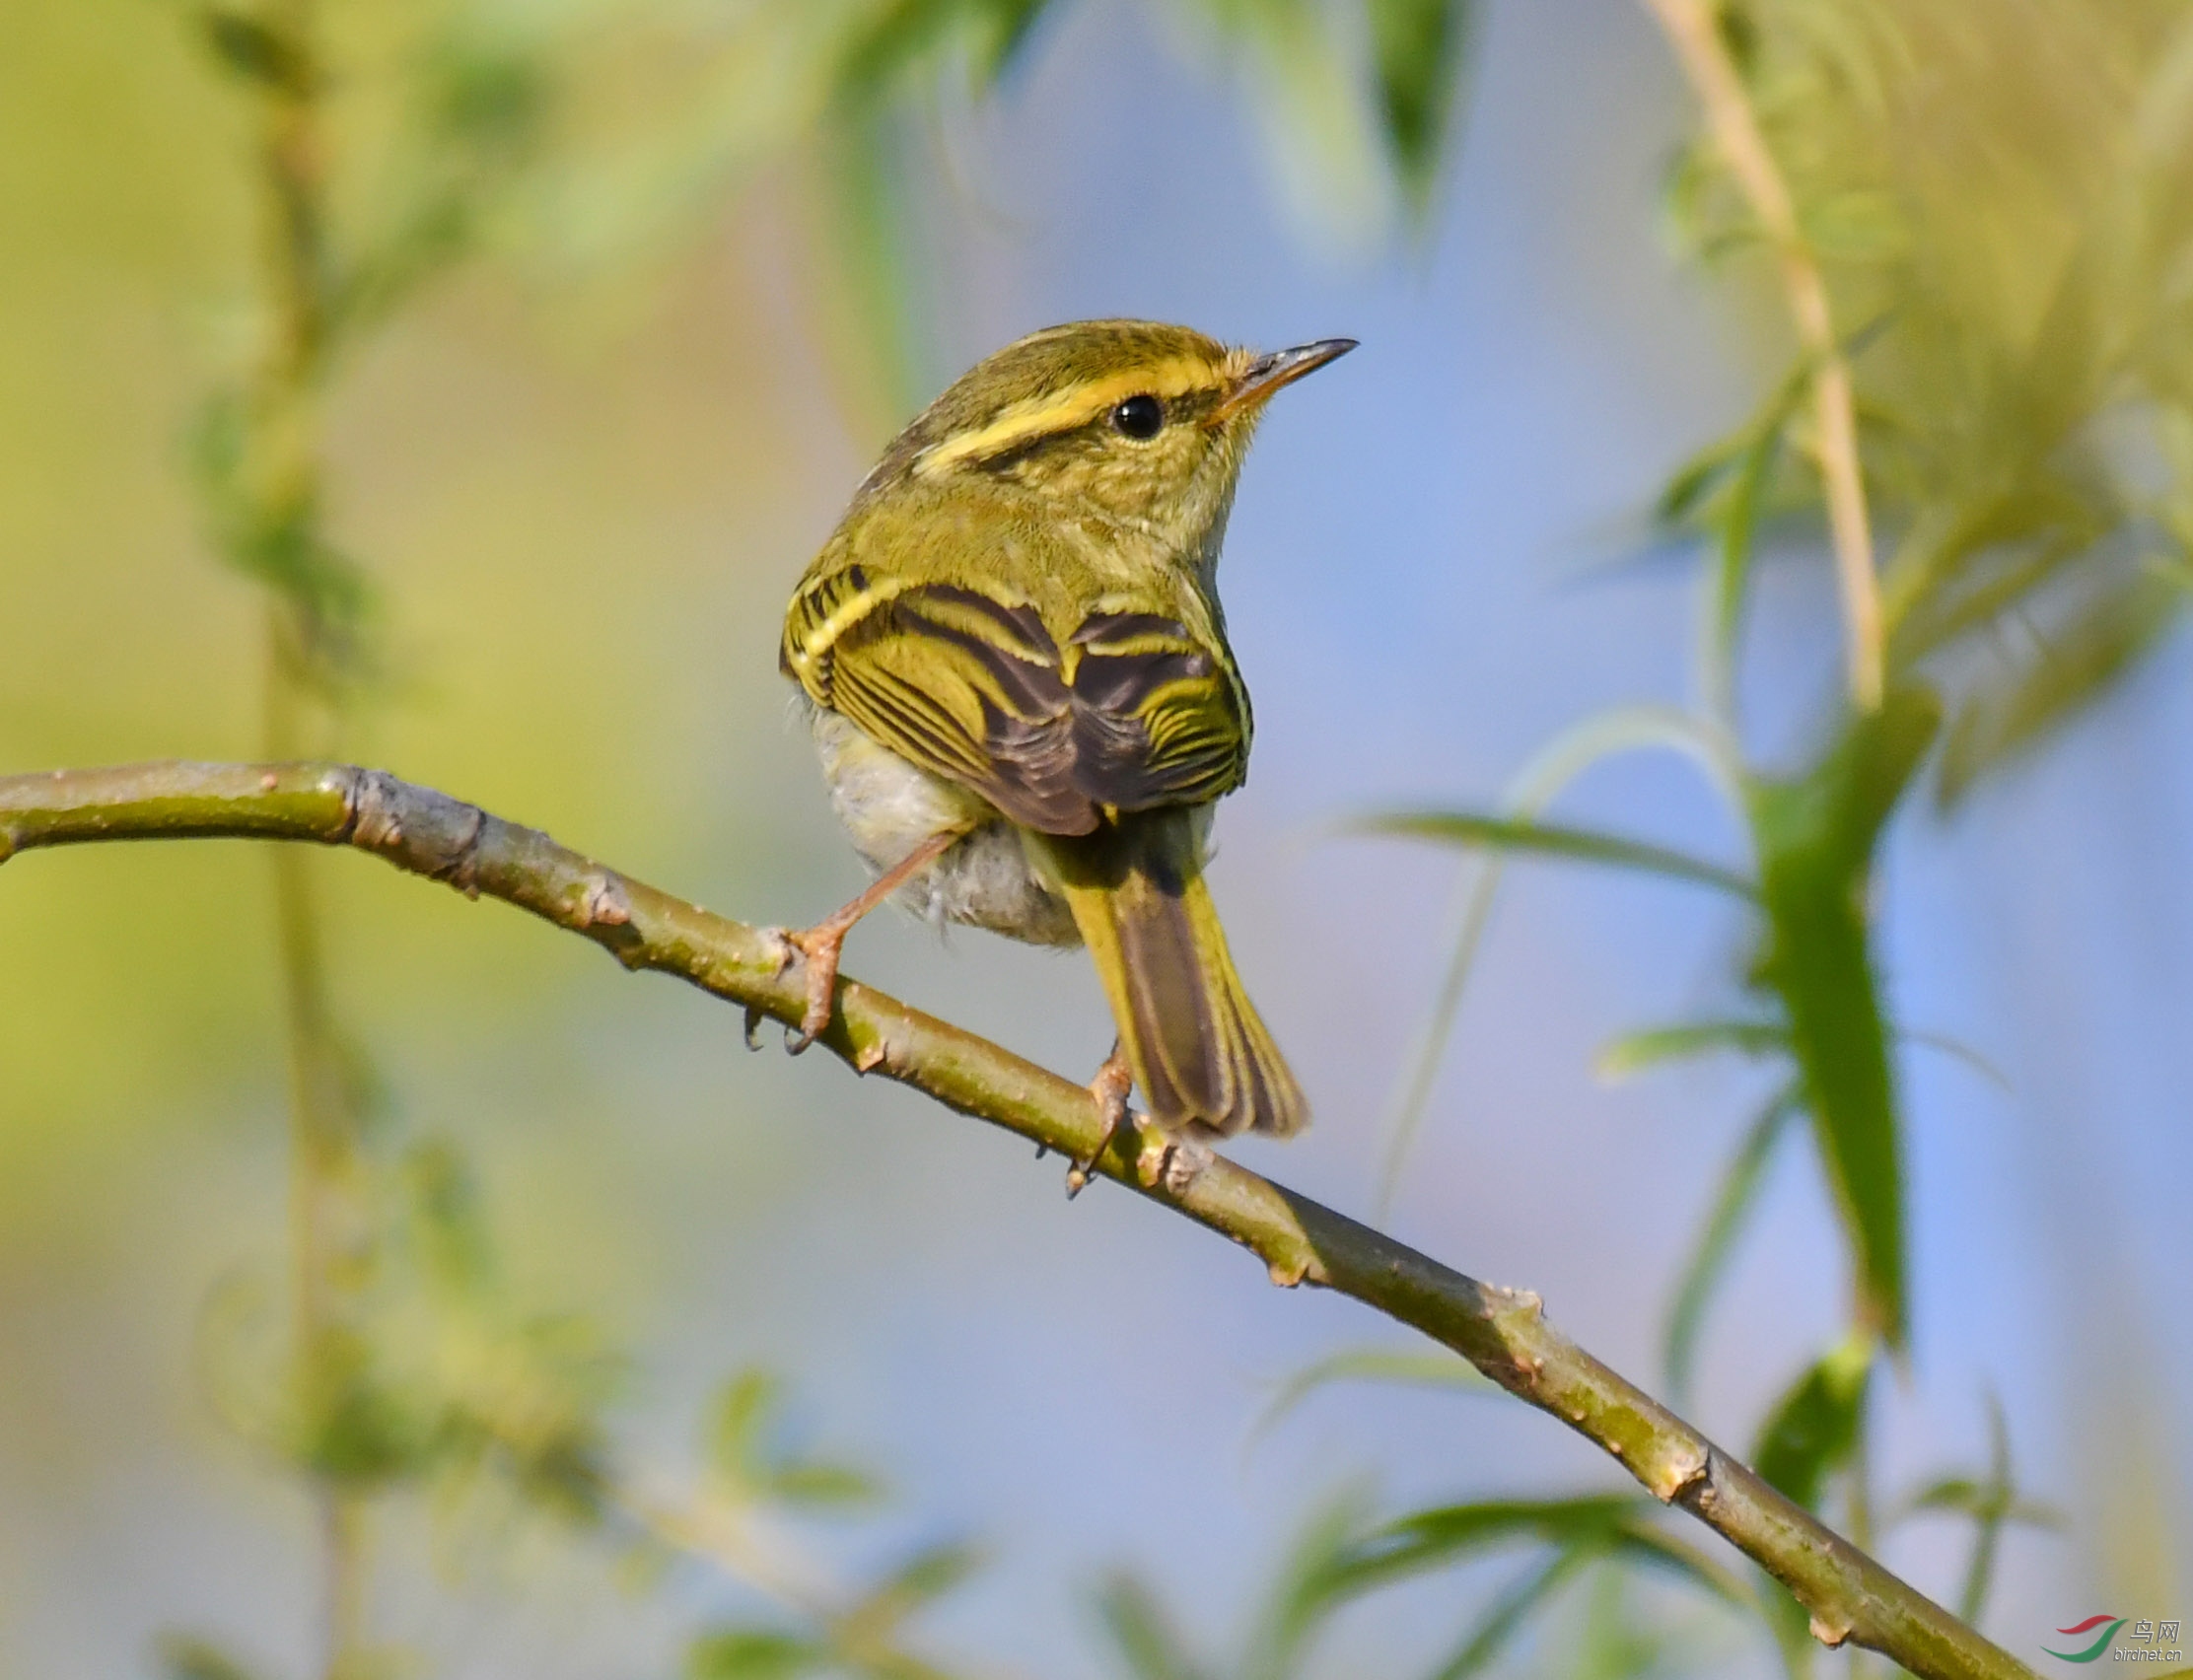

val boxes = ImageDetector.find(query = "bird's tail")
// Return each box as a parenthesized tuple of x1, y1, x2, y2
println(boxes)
(1032, 809, 1308, 1140)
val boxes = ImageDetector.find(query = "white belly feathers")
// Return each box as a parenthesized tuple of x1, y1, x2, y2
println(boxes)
(808, 705, 1082, 946)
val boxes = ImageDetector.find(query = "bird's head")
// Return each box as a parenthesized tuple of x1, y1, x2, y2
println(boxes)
(861, 319, 1354, 553)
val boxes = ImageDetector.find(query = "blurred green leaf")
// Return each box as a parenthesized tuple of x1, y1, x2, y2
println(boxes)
(200, 8, 310, 95)
(771, 1460, 886, 1507)
(1670, 4, 2193, 794)
(708, 1367, 780, 1486)
(1662, 1084, 1804, 1402)
(1360, 812, 1758, 900)
(1320, 1495, 1745, 1608)
(1656, 360, 1814, 703)
(432, 37, 548, 150)
(848, 1540, 983, 1630)
(1751, 1336, 1872, 1514)
(1249, 1348, 1493, 1449)
(833, 0, 1054, 99)
(1904, 1028, 2013, 1094)
(1655, 427, 1748, 528)
(402, 1139, 493, 1296)
(1242, 1485, 1379, 1680)
(1095, 1573, 1216, 1680)
(1938, 569, 2184, 805)
(1594, 1019, 1788, 1081)
(294, 1324, 427, 1489)
(1570, 1567, 1673, 1680)
(1423, 1546, 1592, 1680)
(1367, 705, 1748, 1212)
(1705, 360, 1813, 717)
(1744, 685, 1941, 1347)
(687, 1629, 830, 1680)
(833, 0, 962, 97)
(1366, 0, 1474, 216)
(1894, 1393, 2063, 1624)
(705, 1365, 881, 1510)
(1884, 486, 2113, 669)
(1748, 1339, 1873, 1666)
(157, 1634, 268, 1680)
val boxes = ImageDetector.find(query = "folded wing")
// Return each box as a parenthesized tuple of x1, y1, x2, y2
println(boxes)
(782, 566, 1248, 836)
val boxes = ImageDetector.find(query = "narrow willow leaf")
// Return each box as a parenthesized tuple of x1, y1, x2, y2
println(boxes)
(1094, 1575, 1216, 1680)
(1704, 359, 1812, 722)
(1903, 1028, 2013, 1094)
(831, 0, 969, 98)
(1745, 686, 1941, 1347)
(878, 1539, 982, 1603)
(1248, 1349, 1494, 1450)
(1244, 1486, 1379, 1680)
(972, 0, 1053, 83)
(1958, 1397, 2012, 1626)
(402, 1139, 494, 1296)
(1367, 0, 1475, 216)
(1595, 1522, 1752, 1608)
(707, 1367, 779, 1489)
(833, 0, 1052, 93)
(1321, 1495, 1640, 1599)
(768, 1459, 884, 1508)
(1594, 1019, 1789, 1082)
(1321, 1495, 1747, 1613)
(200, 9, 310, 93)
(685, 1628, 827, 1680)
(1751, 1337, 1873, 1513)
(1892, 1393, 2063, 1624)
(844, 1540, 983, 1642)
(1360, 813, 1758, 900)
(1938, 569, 2183, 805)
(1890, 522, 2098, 671)
(1663, 1085, 1804, 1402)
(1366, 704, 1749, 1214)
(1571, 1568, 1672, 1680)
(1421, 1547, 1592, 1680)
(158, 1635, 268, 1680)
(1656, 428, 1747, 526)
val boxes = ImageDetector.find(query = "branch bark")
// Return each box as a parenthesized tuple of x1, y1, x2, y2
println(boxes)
(1643, 0, 1886, 711)
(0, 761, 2034, 1680)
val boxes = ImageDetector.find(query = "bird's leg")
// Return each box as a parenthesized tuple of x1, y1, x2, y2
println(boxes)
(1066, 1039, 1134, 1199)
(774, 827, 960, 1053)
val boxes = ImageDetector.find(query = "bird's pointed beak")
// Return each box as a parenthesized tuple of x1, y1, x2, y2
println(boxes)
(1211, 337, 1357, 423)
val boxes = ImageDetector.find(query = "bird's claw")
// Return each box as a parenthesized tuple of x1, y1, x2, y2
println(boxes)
(1066, 1043, 1135, 1199)
(771, 924, 842, 1055)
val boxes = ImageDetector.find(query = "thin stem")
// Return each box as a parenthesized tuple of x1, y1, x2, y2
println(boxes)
(241, 3, 371, 1671)
(0, 762, 2041, 1680)
(1642, 0, 1886, 711)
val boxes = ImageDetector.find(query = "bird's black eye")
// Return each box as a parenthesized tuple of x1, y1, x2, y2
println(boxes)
(1109, 394, 1165, 440)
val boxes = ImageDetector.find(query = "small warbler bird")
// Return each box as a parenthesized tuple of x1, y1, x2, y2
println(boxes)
(777, 318, 1352, 1154)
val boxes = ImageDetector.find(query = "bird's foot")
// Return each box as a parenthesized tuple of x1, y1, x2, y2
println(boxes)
(1066, 1042, 1134, 1199)
(764, 922, 845, 1055)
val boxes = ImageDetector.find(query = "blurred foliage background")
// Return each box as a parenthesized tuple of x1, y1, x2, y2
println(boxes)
(2, 0, 2190, 1676)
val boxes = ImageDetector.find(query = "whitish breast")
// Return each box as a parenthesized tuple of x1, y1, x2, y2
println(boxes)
(807, 704, 1081, 947)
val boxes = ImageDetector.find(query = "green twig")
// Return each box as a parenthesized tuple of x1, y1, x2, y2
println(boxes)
(0, 760, 2038, 1680)
(1642, 0, 1885, 712)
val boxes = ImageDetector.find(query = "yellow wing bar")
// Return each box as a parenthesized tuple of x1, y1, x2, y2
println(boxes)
(782, 568, 1249, 836)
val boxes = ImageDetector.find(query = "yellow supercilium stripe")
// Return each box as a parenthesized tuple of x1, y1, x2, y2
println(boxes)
(913, 355, 1229, 476)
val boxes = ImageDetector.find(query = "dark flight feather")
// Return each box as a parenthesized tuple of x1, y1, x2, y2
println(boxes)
(784, 576, 1248, 836)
